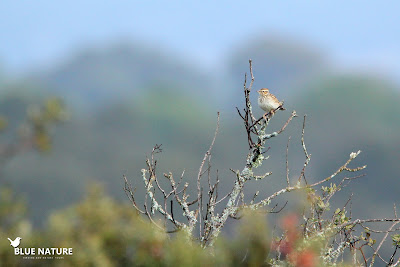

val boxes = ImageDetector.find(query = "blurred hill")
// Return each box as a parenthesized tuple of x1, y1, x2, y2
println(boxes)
(1, 35, 400, 228)
(30, 42, 219, 112)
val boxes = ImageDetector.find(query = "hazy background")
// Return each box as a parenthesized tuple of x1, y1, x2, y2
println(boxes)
(1, 1, 399, 231)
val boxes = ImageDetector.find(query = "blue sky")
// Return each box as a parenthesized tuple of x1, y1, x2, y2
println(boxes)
(1, 1, 400, 81)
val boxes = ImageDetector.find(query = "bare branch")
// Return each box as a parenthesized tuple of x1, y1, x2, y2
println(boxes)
(298, 115, 311, 184)
(123, 174, 145, 214)
(286, 136, 291, 187)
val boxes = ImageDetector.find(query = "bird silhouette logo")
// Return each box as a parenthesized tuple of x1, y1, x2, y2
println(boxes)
(7, 237, 22, 248)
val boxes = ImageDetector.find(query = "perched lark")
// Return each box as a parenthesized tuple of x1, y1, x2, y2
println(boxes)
(257, 88, 285, 115)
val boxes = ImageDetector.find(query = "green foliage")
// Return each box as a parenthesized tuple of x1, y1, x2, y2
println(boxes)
(26, 97, 67, 152)
(1, 175, 396, 266)
(0, 187, 28, 230)
(0, 96, 67, 154)
(333, 208, 349, 225)
(0, 186, 33, 266)
(225, 211, 271, 266)
(392, 234, 400, 247)
(45, 184, 222, 266)
(0, 183, 283, 266)
(46, 185, 275, 266)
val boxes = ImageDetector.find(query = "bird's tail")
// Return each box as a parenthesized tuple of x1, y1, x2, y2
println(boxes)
(7, 238, 12, 242)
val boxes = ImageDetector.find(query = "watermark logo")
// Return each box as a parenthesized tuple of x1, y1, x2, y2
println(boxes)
(6, 236, 73, 260)
(8, 237, 22, 248)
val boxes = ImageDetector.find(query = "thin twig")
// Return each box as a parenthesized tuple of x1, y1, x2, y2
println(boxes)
(298, 115, 311, 184)
(286, 136, 291, 187)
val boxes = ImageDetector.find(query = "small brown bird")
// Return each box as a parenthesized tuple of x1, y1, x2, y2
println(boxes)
(257, 88, 285, 114)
